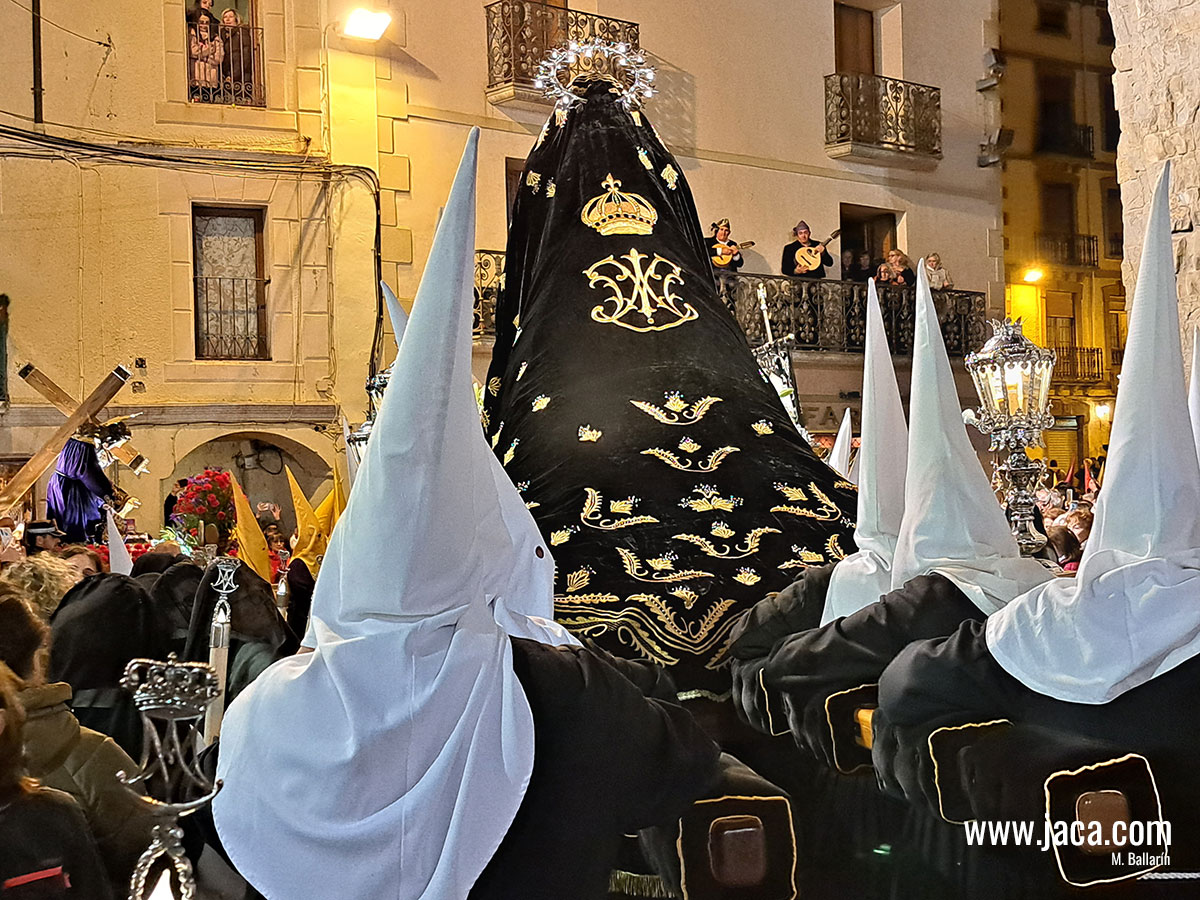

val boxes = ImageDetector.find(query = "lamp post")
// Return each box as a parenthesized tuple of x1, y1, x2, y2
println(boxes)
(964, 318, 1056, 555)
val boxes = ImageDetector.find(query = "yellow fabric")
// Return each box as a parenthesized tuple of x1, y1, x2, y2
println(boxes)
(287, 466, 327, 575)
(314, 461, 347, 538)
(231, 474, 273, 583)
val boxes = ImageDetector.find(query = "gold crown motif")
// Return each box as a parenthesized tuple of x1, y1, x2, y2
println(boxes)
(581, 174, 658, 236)
(578, 424, 602, 442)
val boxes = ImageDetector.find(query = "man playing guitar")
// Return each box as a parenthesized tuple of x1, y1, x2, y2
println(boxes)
(708, 218, 752, 272)
(782, 220, 835, 279)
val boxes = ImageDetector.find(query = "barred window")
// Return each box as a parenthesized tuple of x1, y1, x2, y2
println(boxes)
(192, 207, 269, 360)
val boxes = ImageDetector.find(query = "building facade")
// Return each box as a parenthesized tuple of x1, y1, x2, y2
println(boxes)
(993, 0, 1123, 468)
(0, 0, 1005, 532)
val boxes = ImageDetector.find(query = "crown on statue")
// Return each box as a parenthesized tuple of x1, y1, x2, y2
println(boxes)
(121, 655, 220, 720)
(581, 173, 658, 236)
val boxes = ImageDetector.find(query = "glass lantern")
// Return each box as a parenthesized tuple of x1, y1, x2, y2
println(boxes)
(965, 319, 1056, 555)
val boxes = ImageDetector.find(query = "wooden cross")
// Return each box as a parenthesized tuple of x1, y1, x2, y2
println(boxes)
(0, 365, 134, 512)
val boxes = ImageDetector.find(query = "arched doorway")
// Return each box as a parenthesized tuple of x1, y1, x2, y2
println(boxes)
(165, 432, 332, 538)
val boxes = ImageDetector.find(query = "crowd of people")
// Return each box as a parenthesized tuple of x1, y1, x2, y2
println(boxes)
(707, 218, 955, 287)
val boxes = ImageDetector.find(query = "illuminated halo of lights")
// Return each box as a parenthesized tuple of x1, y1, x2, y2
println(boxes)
(533, 38, 656, 110)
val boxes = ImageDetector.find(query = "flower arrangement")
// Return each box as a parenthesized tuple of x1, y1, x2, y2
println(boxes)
(169, 467, 235, 547)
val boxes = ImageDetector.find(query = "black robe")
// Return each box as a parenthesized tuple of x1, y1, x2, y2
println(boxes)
(872, 620, 1200, 880)
(284, 559, 315, 638)
(782, 240, 833, 278)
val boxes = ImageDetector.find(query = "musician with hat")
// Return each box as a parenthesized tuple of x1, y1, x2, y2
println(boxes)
(22, 520, 65, 557)
(782, 220, 833, 279)
(707, 218, 745, 272)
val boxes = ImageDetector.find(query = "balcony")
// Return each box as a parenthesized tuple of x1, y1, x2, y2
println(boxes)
(194, 276, 269, 360)
(473, 250, 506, 340)
(1052, 345, 1106, 383)
(824, 73, 942, 169)
(187, 23, 265, 107)
(1107, 233, 1124, 258)
(484, 0, 640, 109)
(1037, 122, 1094, 158)
(1036, 233, 1099, 268)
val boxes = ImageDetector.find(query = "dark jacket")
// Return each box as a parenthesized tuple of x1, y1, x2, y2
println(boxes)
(0, 786, 114, 899)
(19, 682, 156, 889)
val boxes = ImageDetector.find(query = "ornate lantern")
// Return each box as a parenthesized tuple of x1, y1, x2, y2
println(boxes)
(964, 318, 1056, 555)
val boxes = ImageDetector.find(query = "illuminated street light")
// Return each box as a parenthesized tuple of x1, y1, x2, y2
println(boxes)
(1022, 267, 1044, 283)
(343, 8, 392, 40)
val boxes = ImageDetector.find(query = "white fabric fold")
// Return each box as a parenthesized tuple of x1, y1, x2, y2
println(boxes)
(822, 280, 907, 623)
(214, 129, 567, 900)
(828, 407, 853, 478)
(988, 163, 1200, 703)
(890, 260, 1051, 614)
(106, 509, 133, 576)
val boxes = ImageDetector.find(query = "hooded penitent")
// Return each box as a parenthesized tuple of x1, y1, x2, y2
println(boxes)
(821, 280, 907, 624)
(213, 130, 573, 900)
(889, 261, 1051, 614)
(987, 164, 1200, 704)
(828, 408, 854, 479)
(481, 81, 856, 698)
(46, 438, 113, 543)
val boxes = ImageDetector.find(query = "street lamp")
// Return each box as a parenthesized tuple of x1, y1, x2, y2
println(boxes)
(965, 318, 1056, 555)
(343, 8, 392, 41)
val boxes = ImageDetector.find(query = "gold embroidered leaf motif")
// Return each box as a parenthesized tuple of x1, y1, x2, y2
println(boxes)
(647, 555, 676, 571)
(490, 424, 503, 449)
(672, 525, 782, 559)
(565, 568, 592, 593)
(526, 171, 542, 193)
(480, 408, 490, 430)
(580, 488, 659, 531)
(631, 110, 643, 127)
(584, 249, 696, 333)
(664, 392, 688, 412)
(546, 181, 556, 198)
(777, 543, 826, 570)
(535, 121, 550, 148)
(774, 482, 808, 502)
(525, 501, 540, 510)
(618, 547, 713, 583)
(834, 480, 857, 490)
(752, 420, 774, 436)
(733, 568, 761, 586)
(516, 361, 528, 381)
(669, 586, 699, 609)
(503, 439, 519, 466)
(609, 498, 635, 515)
(660, 164, 679, 190)
(555, 107, 568, 127)
(641, 445, 739, 472)
(531, 394, 551, 412)
(580, 174, 658, 236)
(637, 147, 653, 169)
(578, 424, 602, 442)
(487, 377, 502, 396)
(679, 485, 742, 513)
(550, 526, 577, 546)
(710, 522, 735, 539)
(771, 482, 842, 522)
(826, 533, 847, 560)
(678, 437, 700, 454)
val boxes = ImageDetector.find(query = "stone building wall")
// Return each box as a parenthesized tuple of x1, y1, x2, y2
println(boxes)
(1109, 0, 1200, 361)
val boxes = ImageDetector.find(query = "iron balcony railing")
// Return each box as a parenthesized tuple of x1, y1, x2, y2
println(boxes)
(1036, 233, 1100, 268)
(1037, 122, 1094, 158)
(472, 257, 987, 357)
(484, 0, 640, 97)
(474, 250, 506, 340)
(194, 276, 269, 360)
(824, 72, 942, 159)
(187, 23, 265, 107)
(1052, 345, 1106, 383)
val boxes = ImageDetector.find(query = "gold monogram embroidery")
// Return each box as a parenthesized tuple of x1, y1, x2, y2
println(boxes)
(584, 249, 697, 333)
(618, 548, 712, 583)
(580, 174, 658, 236)
(672, 525, 781, 559)
(641, 445, 739, 472)
(581, 488, 659, 530)
(630, 392, 721, 425)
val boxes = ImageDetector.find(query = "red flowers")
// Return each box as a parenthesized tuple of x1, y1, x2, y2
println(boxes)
(173, 468, 237, 546)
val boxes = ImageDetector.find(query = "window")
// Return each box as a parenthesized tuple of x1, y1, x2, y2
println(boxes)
(1103, 186, 1123, 258)
(1097, 8, 1115, 45)
(1036, 2, 1069, 35)
(1041, 182, 1077, 236)
(186, 1, 264, 107)
(1101, 81, 1120, 153)
(192, 207, 269, 360)
(839, 203, 898, 274)
(834, 3, 875, 75)
(1046, 291, 1076, 348)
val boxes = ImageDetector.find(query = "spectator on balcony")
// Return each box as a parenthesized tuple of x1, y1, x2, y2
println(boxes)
(876, 249, 916, 287)
(782, 221, 832, 278)
(189, 18, 224, 101)
(187, 0, 219, 26)
(923, 252, 954, 290)
(707, 218, 744, 273)
(219, 8, 253, 103)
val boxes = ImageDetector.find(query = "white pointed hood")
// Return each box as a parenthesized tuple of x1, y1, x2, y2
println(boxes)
(890, 261, 1051, 613)
(106, 509, 133, 576)
(214, 130, 565, 900)
(1189, 326, 1200, 460)
(828, 408, 853, 478)
(988, 164, 1200, 703)
(822, 280, 908, 623)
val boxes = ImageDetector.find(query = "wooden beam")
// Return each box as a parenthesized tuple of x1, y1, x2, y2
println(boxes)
(18, 364, 149, 474)
(0, 367, 131, 512)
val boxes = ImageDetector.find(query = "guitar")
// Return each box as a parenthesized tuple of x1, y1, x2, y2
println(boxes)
(712, 239, 756, 267)
(793, 229, 841, 274)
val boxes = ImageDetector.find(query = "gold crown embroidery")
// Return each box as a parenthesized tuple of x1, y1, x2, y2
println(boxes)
(778, 544, 827, 570)
(710, 522, 735, 539)
(609, 497, 636, 515)
(580, 174, 658, 236)
(555, 107, 568, 127)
